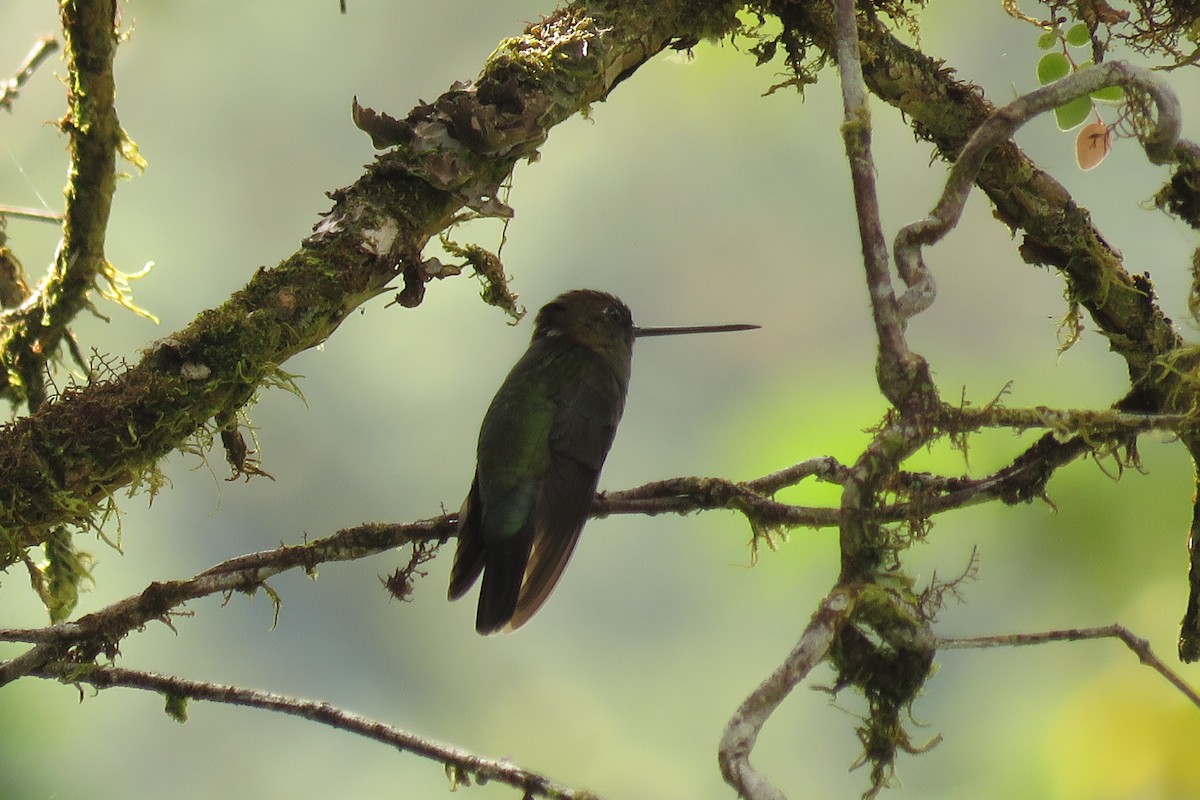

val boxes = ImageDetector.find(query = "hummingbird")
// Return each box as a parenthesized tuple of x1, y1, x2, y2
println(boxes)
(447, 289, 758, 634)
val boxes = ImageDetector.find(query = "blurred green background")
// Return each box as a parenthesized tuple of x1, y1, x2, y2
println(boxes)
(2, 2, 1200, 798)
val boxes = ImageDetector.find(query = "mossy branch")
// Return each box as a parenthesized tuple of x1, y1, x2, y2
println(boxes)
(765, 1, 1193, 403)
(4, 4, 1198, 799)
(0, 402, 1178, 686)
(0, 1, 122, 411)
(723, 4, 1200, 794)
(0, 2, 744, 571)
(0, 518, 449, 686)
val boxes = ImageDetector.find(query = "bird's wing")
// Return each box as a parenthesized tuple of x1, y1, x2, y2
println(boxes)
(450, 343, 559, 632)
(508, 371, 622, 630)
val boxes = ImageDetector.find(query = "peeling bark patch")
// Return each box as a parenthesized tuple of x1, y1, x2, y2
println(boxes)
(360, 219, 398, 258)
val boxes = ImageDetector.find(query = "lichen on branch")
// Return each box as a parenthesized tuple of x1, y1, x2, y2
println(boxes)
(0, 3, 745, 572)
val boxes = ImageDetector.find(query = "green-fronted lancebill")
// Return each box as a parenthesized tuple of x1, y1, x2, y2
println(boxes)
(448, 289, 758, 634)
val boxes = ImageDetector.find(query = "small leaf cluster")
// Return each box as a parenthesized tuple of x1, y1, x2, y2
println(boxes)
(1035, 21, 1124, 131)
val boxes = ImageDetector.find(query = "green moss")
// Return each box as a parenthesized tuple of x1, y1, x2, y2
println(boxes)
(163, 693, 189, 723)
(44, 525, 95, 622)
(590, 0, 745, 42)
(830, 578, 938, 798)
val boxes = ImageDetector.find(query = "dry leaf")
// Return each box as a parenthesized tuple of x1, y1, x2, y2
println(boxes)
(1075, 120, 1112, 171)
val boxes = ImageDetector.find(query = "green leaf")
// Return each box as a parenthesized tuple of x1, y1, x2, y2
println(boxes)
(1037, 52, 1071, 85)
(1091, 85, 1125, 103)
(1054, 96, 1092, 131)
(1065, 23, 1091, 47)
(1037, 31, 1058, 50)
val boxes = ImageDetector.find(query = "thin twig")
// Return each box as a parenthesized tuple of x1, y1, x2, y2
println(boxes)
(828, 0, 941, 593)
(0, 3, 121, 412)
(601, 404, 1200, 525)
(718, 589, 849, 800)
(949, 406, 1200, 436)
(32, 662, 599, 799)
(0, 420, 1135, 687)
(938, 624, 1200, 708)
(0, 35, 58, 112)
(0, 204, 65, 224)
(893, 61, 1190, 309)
(830, 0, 914, 362)
(0, 519, 450, 685)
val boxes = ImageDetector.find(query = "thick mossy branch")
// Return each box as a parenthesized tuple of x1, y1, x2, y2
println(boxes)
(762, 2, 1186, 406)
(0, 0, 122, 411)
(0, 3, 745, 570)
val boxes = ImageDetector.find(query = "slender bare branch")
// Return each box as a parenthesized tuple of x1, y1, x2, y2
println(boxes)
(0, 205, 65, 224)
(830, 0, 914, 374)
(31, 662, 601, 799)
(938, 624, 1200, 708)
(0, 34, 58, 112)
(719, 588, 848, 800)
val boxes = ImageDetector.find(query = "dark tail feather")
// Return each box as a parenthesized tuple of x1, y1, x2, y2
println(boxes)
(448, 474, 536, 634)
(506, 452, 598, 630)
(448, 480, 485, 601)
(447, 539, 484, 602)
(475, 535, 533, 634)
(507, 524, 583, 631)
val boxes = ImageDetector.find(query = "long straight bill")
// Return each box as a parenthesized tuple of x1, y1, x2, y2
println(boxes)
(633, 323, 760, 338)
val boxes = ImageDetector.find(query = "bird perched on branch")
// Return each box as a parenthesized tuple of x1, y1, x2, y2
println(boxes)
(448, 289, 757, 634)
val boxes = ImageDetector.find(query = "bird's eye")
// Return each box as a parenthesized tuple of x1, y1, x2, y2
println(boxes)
(604, 304, 626, 325)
